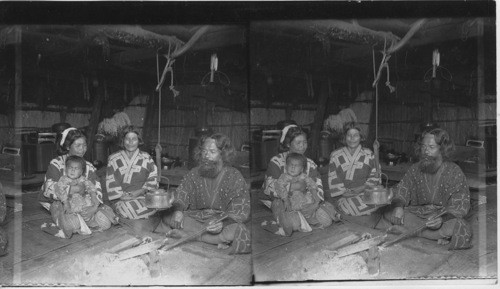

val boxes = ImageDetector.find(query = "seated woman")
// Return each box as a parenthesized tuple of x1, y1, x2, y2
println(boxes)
(262, 124, 339, 236)
(40, 128, 117, 238)
(326, 122, 384, 227)
(106, 125, 158, 220)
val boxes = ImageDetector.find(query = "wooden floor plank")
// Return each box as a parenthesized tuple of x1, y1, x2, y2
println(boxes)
(251, 185, 497, 282)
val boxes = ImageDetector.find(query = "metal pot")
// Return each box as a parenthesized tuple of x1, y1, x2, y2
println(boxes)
(362, 186, 393, 205)
(145, 189, 175, 209)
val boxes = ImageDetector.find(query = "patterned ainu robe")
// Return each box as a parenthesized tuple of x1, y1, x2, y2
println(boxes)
(263, 152, 324, 201)
(41, 154, 103, 209)
(328, 146, 381, 216)
(40, 155, 115, 237)
(174, 166, 251, 254)
(391, 161, 472, 249)
(106, 150, 158, 219)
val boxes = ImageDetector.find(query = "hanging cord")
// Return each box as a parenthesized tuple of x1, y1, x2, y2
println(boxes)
(372, 47, 378, 141)
(155, 51, 163, 173)
(372, 47, 382, 183)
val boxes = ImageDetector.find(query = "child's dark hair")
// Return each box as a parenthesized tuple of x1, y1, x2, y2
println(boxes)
(65, 155, 87, 175)
(286, 152, 307, 170)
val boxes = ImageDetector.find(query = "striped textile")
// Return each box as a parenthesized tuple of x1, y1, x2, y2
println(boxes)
(328, 146, 380, 198)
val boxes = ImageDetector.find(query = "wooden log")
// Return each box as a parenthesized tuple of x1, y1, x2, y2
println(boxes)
(324, 231, 362, 251)
(117, 239, 165, 261)
(335, 235, 386, 258)
(106, 235, 141, 254)
(361, 245, 380, 276)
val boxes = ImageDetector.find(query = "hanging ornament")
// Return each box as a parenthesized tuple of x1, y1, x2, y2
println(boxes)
(210, 53, 218, 83)
(432, 49, 440, 78)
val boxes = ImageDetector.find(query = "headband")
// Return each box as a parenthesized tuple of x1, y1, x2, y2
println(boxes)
(280, 124, 298, 144)
(60, 127, 77, 146)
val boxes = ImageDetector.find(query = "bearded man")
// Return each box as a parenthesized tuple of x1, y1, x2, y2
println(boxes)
(382, 128, 472, 249)
(158, 133, 251, 254)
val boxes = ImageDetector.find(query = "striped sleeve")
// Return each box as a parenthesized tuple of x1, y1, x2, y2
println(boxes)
(43, 157, 65, 200)
(85, 162, 103, 203)
(141, 152, 159, 191)
(106, 154, 125, 201)
(328, 151, 346, 197)
(307, 160, 324, 201)
(263, 156, 284, 198)
(363, 149, 381, 186)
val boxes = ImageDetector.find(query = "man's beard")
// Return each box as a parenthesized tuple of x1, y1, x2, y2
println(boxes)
(199, 159, 221, 178)
(419, 155, 442, 174)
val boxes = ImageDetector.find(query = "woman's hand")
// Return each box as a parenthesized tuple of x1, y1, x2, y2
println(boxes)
(80, 204, 98, 220)
(120, 189, 146, 200)
(343, 188, 358, 197)
(120, 192, 134, 200)
(206, 219, 223, 234)
(129, 189, 146, 198)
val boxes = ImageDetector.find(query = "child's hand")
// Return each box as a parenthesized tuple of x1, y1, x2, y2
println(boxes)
(59, 176, 72, 187)
(305, 178, 317, 190)
(80, 204, 98, 220)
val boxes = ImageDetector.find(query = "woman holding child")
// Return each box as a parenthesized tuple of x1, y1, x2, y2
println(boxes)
(262, 123, 339, 236)
(40, 128, 117, 238)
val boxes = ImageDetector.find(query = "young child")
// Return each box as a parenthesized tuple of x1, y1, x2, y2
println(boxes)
(261, 153, 339, 235)
(55, 156, 98, 216)
(276, 153, 319, 212)
(275, 153, 336, 228)
(53, 156, 118, 236)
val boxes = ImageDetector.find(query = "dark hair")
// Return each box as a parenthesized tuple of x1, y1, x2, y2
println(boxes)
(279, 126, 307, 153)
(341, 122, 365, 146)
(118, 125, 144, 149)
(286, 152, 307, 171)
(193, 133, 235, 166)
(57, 129, 87, 155)
(416, 128, 455, 161)
(65, 155, 87, 175)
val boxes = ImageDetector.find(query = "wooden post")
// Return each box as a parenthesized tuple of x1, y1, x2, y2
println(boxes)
(13, 26, 22, 137)
(476, 18, 487, 278)
(142, 92, 158, 150)
(12, 25, 23, 285)
(309, 80, 329, 161)
(84, 85, 105, 161)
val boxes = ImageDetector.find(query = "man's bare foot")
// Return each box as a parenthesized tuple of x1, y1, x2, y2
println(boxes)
(437, 238, 450, 245)
(217, 243, 230, 249)
(386, 225, 408, 235)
